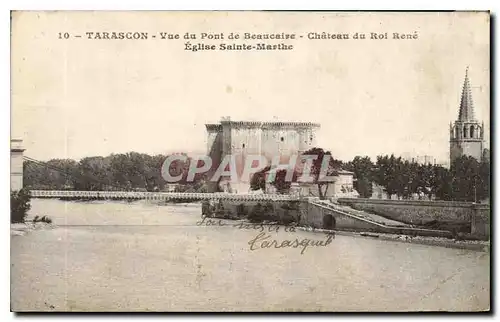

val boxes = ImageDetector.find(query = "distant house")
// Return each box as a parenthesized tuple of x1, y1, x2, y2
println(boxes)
(371, 182, 389, 200)
(298, 170, 358, 198)
(262, 167, 358, 198)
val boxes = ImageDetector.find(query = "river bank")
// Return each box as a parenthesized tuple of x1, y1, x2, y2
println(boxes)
(11, 222, 55, 236)
(300, 227, 490, 252)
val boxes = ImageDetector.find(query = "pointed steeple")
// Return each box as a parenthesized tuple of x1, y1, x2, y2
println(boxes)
(458, 66, 476, 122)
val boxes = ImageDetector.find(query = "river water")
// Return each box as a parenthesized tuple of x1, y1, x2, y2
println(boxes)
(11, 199, 490, 312)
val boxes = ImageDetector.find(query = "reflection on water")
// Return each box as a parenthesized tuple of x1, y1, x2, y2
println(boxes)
(11, 199, 490, 312)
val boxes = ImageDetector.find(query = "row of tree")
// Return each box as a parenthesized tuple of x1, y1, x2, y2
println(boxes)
(249, 149, 490, 202)
(24, 148, 490, 202)
(23, 152, 207, 192)
(345, 154, 490, 202)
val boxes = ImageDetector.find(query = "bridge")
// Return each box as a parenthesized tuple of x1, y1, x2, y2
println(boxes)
(29, 190, 300, 202)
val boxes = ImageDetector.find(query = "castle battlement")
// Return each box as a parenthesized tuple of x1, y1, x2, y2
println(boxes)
(205, 124, 223, 132)
(215, 120, 320, 129)
(261, 121, 321, 129)
(220, 121, 262, 128)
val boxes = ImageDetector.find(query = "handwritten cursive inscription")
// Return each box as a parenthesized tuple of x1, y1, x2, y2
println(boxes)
(196, 216, 226, 227)
(248, 232, 334, 255)
(196, 215, 335, 254)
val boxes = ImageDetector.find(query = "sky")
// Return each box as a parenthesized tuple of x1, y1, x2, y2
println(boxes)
(11, 11, 490, 165)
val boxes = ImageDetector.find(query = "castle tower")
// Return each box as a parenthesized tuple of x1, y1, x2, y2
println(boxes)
(450, 67, 484, 164)
(205, 118, 320, 193)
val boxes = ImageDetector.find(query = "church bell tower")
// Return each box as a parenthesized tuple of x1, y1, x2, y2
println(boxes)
(449, 67, 484, 164)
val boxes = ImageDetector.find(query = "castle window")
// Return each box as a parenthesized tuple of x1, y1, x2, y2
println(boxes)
(463, 125, 467, 138)
(280, 137, 284, 142)
(242, 143, 245, 148)
(455, 127, 459, 139)
(470, 126, 474, 138)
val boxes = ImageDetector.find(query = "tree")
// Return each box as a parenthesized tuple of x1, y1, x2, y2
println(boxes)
(145, 154, 168, 191)
(301, 148, 340, 200)
(433, 165, 452, 201)
(395, 160, 420, 199)
(478, 159, 490, 201)
(250, 166, 270, 191)
(46, 159, 80, 189)
(416, 163, 435, 200)
(76, 156, 111, 191)
(23, 158, 80, 190)
(408, 161, 421, 198)
(11, 189, 31, 223)
(345, 156, 374, 198)
(23, 161, 48, 189)
(373, 155, 401, 199)
(273, 169, 295, 194)
(450, 156, 481, 202)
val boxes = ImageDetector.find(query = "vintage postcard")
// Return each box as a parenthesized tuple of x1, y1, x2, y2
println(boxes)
(10, 11, 490, 312)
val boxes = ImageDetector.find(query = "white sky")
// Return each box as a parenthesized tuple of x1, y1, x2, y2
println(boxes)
(11, 11, 490, 165)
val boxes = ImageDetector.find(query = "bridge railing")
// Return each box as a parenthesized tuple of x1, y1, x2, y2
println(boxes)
(29, 190, 301, 201)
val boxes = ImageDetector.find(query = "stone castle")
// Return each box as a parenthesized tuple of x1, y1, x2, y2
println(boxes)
(205, 118, 321, 192)
(449, 67, 486, 163)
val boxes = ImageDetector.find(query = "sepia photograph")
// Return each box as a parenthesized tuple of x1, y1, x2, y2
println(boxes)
(10, 11, 490, 312)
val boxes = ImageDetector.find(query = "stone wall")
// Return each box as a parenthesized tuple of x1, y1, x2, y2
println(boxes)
(230, 127, 262, 157)
(207, 129, 223, 168)
(299, 201, 453, 238)
(299, 201, 380, 231)
(207, 200, 302, 224)
(337, 198, 490, 239)
(230, 127, 263, 182)
(206, 199, 463, 239)
(471, 204, 490, 239)
(260, 128, 301, 162)
(298, 127, 317, 153)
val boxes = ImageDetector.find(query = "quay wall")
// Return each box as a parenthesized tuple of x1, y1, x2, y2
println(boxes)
(212, 199, 454, 239)
(299, 201, 453, 238)
(337, 198, 490, 240)
(204, 199, 302, 224)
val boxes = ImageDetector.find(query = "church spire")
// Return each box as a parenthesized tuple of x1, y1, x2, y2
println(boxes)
(458, 66, 475, 122)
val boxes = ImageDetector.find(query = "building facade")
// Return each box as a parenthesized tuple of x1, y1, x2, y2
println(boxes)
(450, 67, 485, 164)
(296, 170, 357, 198)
